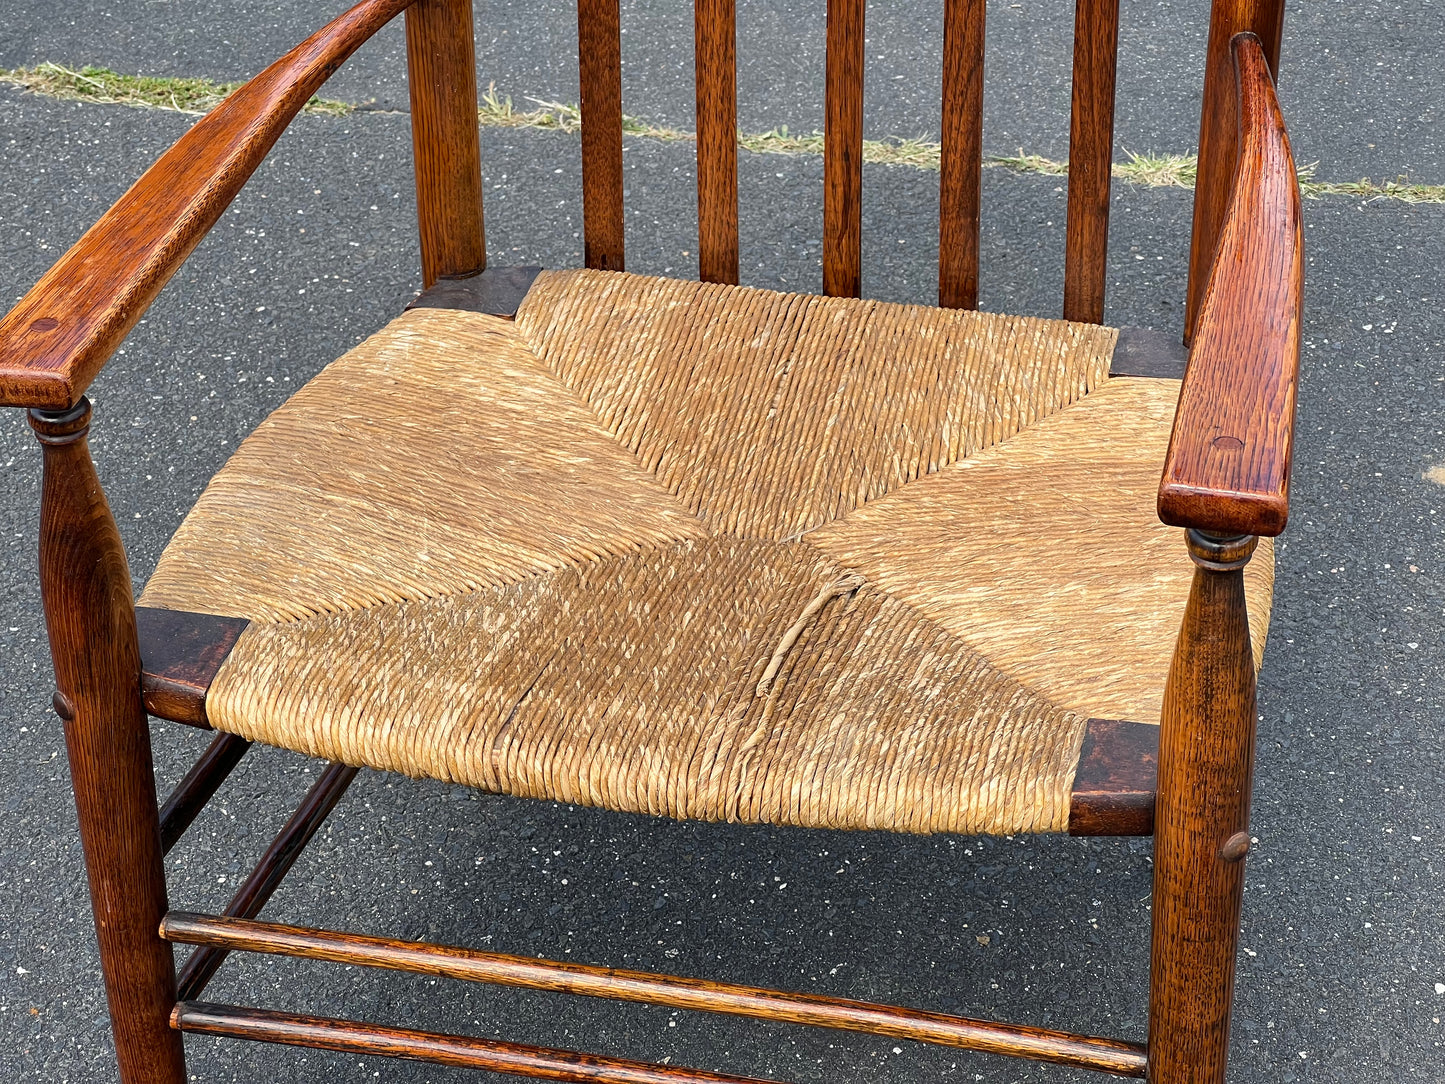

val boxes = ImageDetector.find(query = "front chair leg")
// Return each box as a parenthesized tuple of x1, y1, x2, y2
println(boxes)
(30, 400, 187, 1084)
(1148, 530, 1259, 1084)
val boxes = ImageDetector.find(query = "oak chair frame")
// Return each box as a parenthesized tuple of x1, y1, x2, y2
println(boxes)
(0, 0, 1302, 1081)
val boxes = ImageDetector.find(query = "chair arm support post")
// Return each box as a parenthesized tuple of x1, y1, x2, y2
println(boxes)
(1147, 529, 1259, 1084)
(28, 400, 186, 1084)
(405, 0, 487, 287)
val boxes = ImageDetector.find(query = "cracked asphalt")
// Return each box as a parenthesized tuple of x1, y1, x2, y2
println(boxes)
(1, 2, 1442, 1082)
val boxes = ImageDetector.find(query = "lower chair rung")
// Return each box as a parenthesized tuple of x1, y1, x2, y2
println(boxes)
(162, 911, 1147, 1077)
(173, 1001, 782, 1084)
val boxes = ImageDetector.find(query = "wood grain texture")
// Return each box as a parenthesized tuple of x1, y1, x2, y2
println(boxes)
(578, 0, 625, 271)
(29, 400, 187, 1084)
(161, 911, 1147, 1076)
(1184, 0, 1286, 341)
(176, 763, 358, 1000)
(1159, 34, 1301, 537)
(405, 0, 486, 287)
(938, 0, 985, 309)
(137, 606, 250, 727)
(1062, 0, 1121, 324)
(1109, 327, 1189, 379)
(159, 733, 252, 855)
(695, 0, 739, 284)
(405, 265, 543, 318)
(823, 0, 865, 298)
(172, 1002, 787, 1083)
(1147, 531, 1260, 1084)
(1068, 718, 1158, 836)
(0, 0, 414, 410)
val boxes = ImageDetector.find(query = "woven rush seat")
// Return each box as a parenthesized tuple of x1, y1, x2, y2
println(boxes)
(138, 269, 1273, 835)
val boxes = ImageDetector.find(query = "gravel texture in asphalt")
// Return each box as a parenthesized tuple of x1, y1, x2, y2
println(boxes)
(0, 3, 1443, 1082)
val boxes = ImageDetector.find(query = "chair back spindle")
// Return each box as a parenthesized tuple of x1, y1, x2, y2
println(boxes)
(559, 0, 1274, 324)
(823, 0, 866, 298)
(578, 0, 626, 271)
(403, 0, 487, 288)
(695, 0, 740, 284)
(1062, 0, 1121, 324)
(938, 0, 986, 310)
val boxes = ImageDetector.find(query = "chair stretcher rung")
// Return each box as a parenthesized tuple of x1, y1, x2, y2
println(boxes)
(162, 912, 1147, 1076)
(172, 1001, 784, 1083)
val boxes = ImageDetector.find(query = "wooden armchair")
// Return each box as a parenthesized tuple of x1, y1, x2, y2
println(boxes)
(0, 0, 1301, 1081)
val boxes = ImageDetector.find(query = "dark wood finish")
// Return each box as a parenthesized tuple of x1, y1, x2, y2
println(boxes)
(1109, 327, 1189, 380)
(137, 606, 249, 728)
(1148, 530, 1260, 1084)
(172, 1002, 787, 1083)
(405, 0, 487, 288)
(1185, 0, 1287, 342)
(29, 399, 187, 1084)
(1062, 0, 1121, 324)
(1068, 719, 1158, 836)
(158, 733, 252, 856)
(406, 265, 544, 318)
(937, 0, 985, 309)
(0, 0, 415, 410)
(176, 763, 359, 1000)
(162, 911, 1148, 1076)
(578, 0, 625, 271)
(1159, 34, 1301, 538)
(823, 0, 865, 298)
(695, 0, 739, 285)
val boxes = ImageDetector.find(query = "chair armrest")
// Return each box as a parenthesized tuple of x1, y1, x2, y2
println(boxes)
(0, 0, 414, 410)
(1158, 33, 1303, 538)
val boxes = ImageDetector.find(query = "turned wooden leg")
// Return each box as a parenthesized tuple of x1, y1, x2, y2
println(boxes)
(1147, 530, 1259, 1083)
(30, 400, 187, 1084)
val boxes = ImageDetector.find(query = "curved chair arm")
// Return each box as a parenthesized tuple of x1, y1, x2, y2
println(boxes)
(0, 0, 414, 411)
(1158, 32, 1303, 538)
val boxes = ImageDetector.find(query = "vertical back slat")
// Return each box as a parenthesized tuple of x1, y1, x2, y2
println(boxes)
(938, 0, 985, 309)
(578, 0, 625, 271)
(405, 0, 486, 288)
(695, 0, 739, 284)
(1062, 0, 1120, 324)
(823, 0, 865, 298)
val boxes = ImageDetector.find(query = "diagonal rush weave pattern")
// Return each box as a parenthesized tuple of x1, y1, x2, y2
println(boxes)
(138, 269, 1272, 835)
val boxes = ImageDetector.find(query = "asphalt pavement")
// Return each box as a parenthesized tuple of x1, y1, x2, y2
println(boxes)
(0, 2, 1442, 1082)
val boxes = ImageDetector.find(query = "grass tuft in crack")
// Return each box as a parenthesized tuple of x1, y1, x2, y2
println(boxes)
(0, 62, 351, 116)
